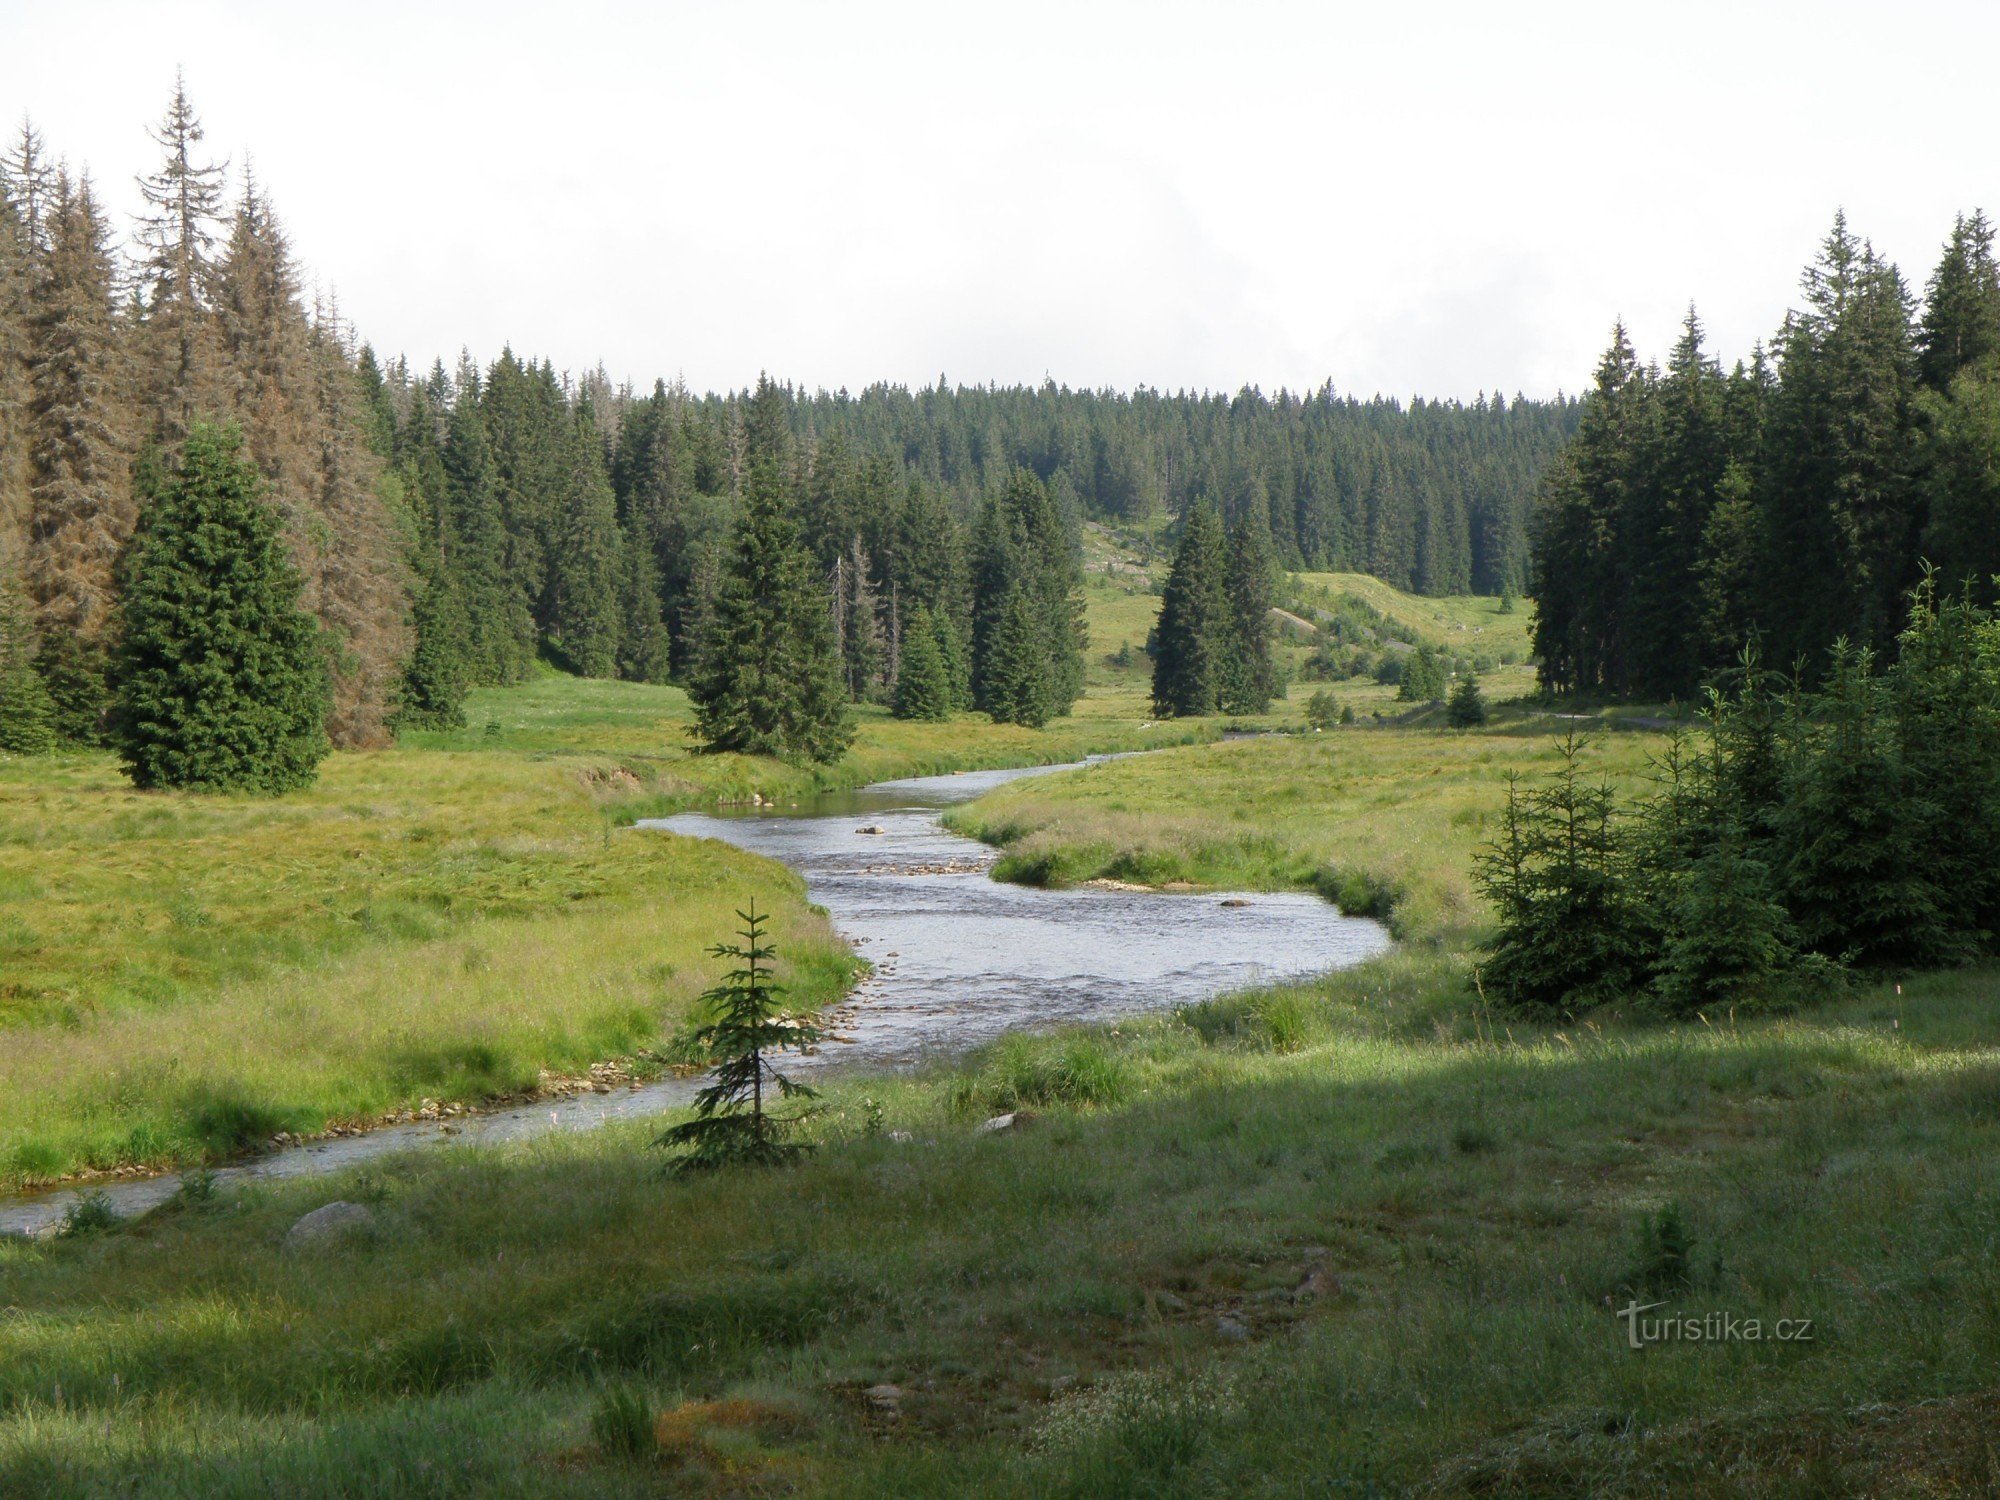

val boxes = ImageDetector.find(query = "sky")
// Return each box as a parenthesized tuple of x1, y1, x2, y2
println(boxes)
(3, 0, 1995, 402)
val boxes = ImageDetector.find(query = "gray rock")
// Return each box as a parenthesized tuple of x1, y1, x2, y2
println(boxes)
(979, 1113, 1017, 1133)
(864, 1382, 903, 1409)
(856, 824, 887, 835)
(1219, 898, 1251, 908)
(283, 1200, 376, 1250)
(887, 1129, 914, 1143)
(1214, 1314, 1250, 1339)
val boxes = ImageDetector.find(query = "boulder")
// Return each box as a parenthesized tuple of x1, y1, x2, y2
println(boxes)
(283, 1200, 376, 1250)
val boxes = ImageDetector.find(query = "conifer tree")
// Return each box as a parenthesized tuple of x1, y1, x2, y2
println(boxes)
(614, 519, 671, 683)
(983, 586, 1054, 728)
(26, 171, 129, 742)
(1531, 323, 1643, 693)
(1474, 734, 1640, 1014)
(110, 421, 330, 792)
(0, 573, 54, 754)
(394, 565, 471, 730)
(133, 74, 228, 444)
(1770, 642, 1948, 967)
(690, 456, 852, 762)
(0, 156, 36, 564)
(1446, 671, 1488, 727)
(1918, 365, 2000, 605)
(442, 369, 534, 683)
(1219, 511, 1278, 712)
(1150, 499, 1231, 716)
(1399, 643, 1447, 701)
(217, 181, 406, 743)
(1916, 211, 2000, 391)
(656, 902, 824, 1171)
(1759, 216, 1920, 665)
(545, 403, 622, 676)
(892, 605, 953, 721)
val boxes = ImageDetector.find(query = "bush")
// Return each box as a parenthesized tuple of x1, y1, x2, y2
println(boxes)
(58, 1191, 119, 1238)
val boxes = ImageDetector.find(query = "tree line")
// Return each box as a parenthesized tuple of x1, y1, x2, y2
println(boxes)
(1532, 210, 2000, 700)
(0, 83, 1573, 783)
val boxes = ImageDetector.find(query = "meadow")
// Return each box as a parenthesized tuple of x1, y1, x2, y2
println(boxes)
(0, 667, 1207, 1189)
(4, 696, 1997, 1495)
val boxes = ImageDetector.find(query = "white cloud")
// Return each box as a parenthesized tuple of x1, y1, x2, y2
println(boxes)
(4, 0, 1994, 397)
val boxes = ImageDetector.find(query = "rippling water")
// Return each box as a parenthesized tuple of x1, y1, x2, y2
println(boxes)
(0, 757, 1387, 1235)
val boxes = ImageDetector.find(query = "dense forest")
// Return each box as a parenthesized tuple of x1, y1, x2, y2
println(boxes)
(1531, 210, 2000, 699)
(0, 85, 1574, 772)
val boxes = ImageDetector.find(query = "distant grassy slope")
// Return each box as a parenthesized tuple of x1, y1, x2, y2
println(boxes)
(1289, 570, 1535, 661)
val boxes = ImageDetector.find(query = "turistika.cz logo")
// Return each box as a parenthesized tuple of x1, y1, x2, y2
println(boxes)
(1616, 1300, 1814, 1350)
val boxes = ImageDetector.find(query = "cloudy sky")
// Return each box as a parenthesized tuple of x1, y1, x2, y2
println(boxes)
(4, 0, 1994, 400)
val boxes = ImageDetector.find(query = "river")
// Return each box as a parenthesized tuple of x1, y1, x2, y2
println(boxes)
(0, 757, 1388, 1236)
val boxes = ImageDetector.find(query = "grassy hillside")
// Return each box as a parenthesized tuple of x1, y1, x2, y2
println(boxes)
(5, 721, 1996, 1495)
(1288, 570, 1536, 661)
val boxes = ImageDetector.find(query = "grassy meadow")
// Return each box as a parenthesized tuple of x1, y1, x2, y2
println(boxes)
(4, 699, 1998, 1494)
(0, 673, 1207, 1189)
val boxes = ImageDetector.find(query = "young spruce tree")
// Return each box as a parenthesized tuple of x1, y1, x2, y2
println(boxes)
(110, 421, 330, 792)
(657, 902, 825, 1171)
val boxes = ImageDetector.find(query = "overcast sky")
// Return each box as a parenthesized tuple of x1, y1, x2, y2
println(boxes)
(4, 0, 1994, 401)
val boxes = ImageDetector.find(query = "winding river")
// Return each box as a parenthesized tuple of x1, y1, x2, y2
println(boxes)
(0, 757, 1388, 1236)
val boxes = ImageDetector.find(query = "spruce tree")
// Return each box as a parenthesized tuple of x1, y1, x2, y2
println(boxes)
(893, 605, 953, 721)
(1446, 672, 1488, 727)
(656, 902, 825, 1171)
(394, 566, 471, 731)
(545, 403, 622, 677)
(1916, 211, 2000, 392)
(614, 520, 671, 683)
(133, 74, 228, 444)
(1474, 734, 1641, 1014)
(1219, 511, 1278, 713)
(442, 369, 534, 683)
(1770, 642, 1948, 967)
(689, 456, 852, 762)
(0, 573, 54, 754)
(1150, 499, 1231, 716)
(25, 171, 128, 741)
(1399, 643, 1446, 701)
(110, 421, 330, 792)
(984, 587, 1054, 728)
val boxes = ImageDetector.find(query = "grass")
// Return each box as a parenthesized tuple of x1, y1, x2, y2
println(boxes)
(0, 677, 1205, 1189)
(1289, 570, 1537, 662)
(1, 948, 1993, 1495)
(947, 727, 1665, 946)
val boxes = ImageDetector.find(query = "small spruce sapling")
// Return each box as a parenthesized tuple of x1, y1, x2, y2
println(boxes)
(657, 902, 824, 1171)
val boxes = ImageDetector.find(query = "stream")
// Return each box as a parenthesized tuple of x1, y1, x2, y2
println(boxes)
(0, 757, 1389, 1236)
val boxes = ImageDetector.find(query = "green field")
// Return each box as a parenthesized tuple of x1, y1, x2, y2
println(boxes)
(5, 700, 1997, 1495)
(0, 679, 1208, 1189)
